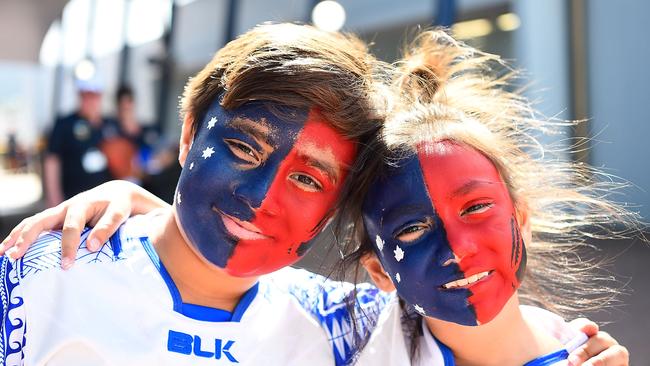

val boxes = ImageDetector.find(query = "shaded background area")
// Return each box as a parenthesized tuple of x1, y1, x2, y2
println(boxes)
(1, 0, 648, 363)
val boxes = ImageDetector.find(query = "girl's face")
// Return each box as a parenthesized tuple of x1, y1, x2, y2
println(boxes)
(362, 141, 527, 325)
(176, 101, 356, 277)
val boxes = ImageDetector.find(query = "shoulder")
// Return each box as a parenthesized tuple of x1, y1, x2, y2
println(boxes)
(520, 305, 581, 345)
(265, 267, 394, 365)
(16, 214, 152, 281)
(53, 113, 80, 126)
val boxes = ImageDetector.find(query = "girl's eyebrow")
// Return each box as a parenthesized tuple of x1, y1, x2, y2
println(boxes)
(450, 180, 496, 198)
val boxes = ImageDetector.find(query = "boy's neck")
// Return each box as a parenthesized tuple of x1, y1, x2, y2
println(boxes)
(149, 208, 259, 312)
(424, 294, 563, 366)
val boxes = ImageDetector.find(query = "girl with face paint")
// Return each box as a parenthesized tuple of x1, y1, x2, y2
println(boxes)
(341, 30, 642, 365)
(0, 29, 633, 366)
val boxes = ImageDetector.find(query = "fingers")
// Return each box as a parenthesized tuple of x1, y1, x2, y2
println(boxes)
(0, 220, 26, 256)
(86, 203, 129, 252)
(569, 317, 599, 336)
(1, 206, 67, 259)
(60, 202, 93, 270)
(579, 345, 629, 366)
(569, 331, 627, 366)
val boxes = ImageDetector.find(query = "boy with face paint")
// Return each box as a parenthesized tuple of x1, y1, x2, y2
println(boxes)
(0, 23, 385, 365)
(0, 30, 631, 366)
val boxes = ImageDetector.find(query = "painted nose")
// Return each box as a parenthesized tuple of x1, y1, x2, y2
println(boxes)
(447, 233, 478, 264)
(233, 169, 281, 216)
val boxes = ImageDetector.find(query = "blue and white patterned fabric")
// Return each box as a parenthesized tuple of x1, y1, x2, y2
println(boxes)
(0, 214, 361, 366)
(272, 269, 392, 365)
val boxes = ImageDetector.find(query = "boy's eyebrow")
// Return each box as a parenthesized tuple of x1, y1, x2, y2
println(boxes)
(296, 141, 351, 185)
(228, 117, 274, 147)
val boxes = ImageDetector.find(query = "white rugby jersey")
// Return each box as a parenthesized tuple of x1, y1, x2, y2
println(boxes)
(0, 213, 579, 366)
(354, 298, 583, 366)
(0, 214, 337, 366)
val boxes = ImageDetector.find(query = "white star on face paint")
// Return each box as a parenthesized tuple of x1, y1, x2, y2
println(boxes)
(395, 273, 401, 283)
(414, 304, 425, 315)
(207, 117, 217, 129)
(202, 147, 215, 159)
(394, 245, 405, 262)
(375, 235, 384, 251)
(189, 162, 194, 170)
(177, 192, 181, 204)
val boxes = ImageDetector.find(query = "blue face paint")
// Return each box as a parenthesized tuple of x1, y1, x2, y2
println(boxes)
(362, 155, 478, 325)
(175, 100, 357, 277)
(175, 101, 305, 270)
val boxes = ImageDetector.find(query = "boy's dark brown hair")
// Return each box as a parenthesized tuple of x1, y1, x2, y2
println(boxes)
(180, 23, 386, 140)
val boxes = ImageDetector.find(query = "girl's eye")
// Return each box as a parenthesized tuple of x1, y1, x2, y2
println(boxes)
(224, 139, 260, 164)
(289, 173, 323, 192)
(461, 202, 493, 216)
(395, 219, 432, 242)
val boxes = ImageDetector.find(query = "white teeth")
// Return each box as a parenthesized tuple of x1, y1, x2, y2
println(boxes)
(442, 271, 490, 289)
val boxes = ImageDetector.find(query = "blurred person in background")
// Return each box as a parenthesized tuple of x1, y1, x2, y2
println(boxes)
(44, 77, 117, 206)
(100, 84, 143, 183)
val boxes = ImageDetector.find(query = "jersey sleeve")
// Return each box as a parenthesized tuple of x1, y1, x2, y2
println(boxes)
(0, 257, 26, 365)
(276, 268, 393, 366)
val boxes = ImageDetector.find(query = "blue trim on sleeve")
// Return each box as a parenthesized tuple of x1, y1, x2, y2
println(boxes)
(139, 237, 258, 323)
(523, 349, 569, 366)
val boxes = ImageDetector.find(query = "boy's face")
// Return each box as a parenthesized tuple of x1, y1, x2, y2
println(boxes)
(175, 101, 356, 277)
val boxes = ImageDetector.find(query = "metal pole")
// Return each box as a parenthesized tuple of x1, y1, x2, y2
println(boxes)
(434, 0, 456, 28)
(224, 0, 239, 44)
(118, 0, 132, 85)
(155, 0, 177, 134)
(568, 0, 590, 164)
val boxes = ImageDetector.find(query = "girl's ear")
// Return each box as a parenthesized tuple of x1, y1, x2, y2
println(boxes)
(178, 113, 195, 166)
(516, 206, 532, 245)
(360, 252, 396, 292)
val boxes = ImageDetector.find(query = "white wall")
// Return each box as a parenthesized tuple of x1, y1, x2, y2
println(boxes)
(587, 0, 650, 219)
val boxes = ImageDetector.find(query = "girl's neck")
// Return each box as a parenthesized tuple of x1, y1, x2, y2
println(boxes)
(149, 208, 259, 312)
(424, 295, 563, 366)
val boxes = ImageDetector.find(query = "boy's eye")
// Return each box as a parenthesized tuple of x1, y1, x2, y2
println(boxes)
(461, 202, 493, 216)
(395, 218, 433, 243)
(224, 139, 261, 165)
(289, 173, 323, 192)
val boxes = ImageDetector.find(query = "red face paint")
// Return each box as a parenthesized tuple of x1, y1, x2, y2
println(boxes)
(225, 110, 357, 276)
(418, 141, 525, 324)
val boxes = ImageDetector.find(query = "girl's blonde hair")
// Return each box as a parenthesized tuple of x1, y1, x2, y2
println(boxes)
(378, 29, 644, 316)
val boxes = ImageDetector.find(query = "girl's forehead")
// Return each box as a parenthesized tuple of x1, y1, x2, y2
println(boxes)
(415, 141, 501, 180)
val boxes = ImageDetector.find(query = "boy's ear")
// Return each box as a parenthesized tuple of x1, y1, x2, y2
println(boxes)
(360, 252, 396, 292)
(178, 113, 195, 166)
